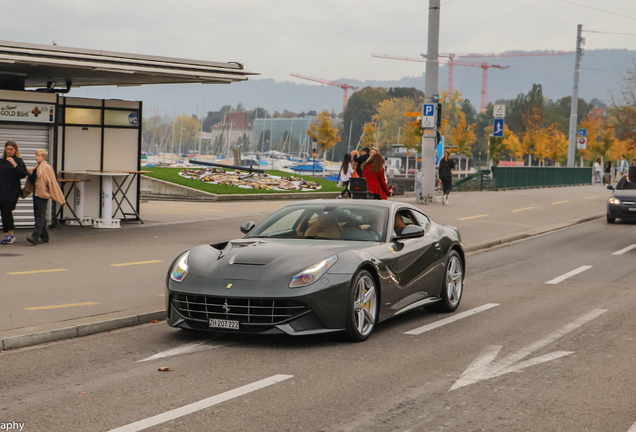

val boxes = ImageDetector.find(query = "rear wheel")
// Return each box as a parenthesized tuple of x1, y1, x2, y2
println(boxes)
(607, 214, 616, 224)
(436, 250, 463, 312)
(344, 270, 378, 342)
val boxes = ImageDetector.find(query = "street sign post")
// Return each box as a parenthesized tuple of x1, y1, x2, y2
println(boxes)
(494, 104, 506, 118)
(493, 118, 504, 137)
(578, 128, 587, 137)
(577, 136, 587, 150)
(422, 103, 436, 129)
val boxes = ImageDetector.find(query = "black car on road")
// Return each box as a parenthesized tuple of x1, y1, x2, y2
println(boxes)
(607, 175, 636, 223)
(166, 200, 465, 341)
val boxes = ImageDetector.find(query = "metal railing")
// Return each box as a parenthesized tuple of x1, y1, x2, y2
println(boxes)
(452, 170, 493, 191)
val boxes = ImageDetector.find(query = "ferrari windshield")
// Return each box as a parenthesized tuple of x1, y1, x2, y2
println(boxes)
(247, 204, 388, 242)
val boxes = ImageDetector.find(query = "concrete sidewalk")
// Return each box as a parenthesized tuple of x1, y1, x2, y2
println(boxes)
(0, 184, 612, 350)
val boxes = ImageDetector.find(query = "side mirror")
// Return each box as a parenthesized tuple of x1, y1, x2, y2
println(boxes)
(607, 185, 614, 191)
(240, 221, 255, 234)
(393, 224, 425, 240)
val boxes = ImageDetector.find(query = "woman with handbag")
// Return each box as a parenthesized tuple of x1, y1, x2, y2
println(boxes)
(0, 141, 28, 244)
(22, 149, 65, 245)
(337, 153, 354, 199)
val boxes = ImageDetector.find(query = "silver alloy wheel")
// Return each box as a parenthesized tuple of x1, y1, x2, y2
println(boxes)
(446, 256, 463, 307)
(353, 275, 377, 337)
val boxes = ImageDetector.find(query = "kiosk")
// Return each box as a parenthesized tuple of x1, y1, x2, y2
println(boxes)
(0, 40, 258, 229)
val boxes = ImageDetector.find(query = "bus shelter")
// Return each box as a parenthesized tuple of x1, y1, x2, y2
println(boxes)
(0, 40, 258, 229)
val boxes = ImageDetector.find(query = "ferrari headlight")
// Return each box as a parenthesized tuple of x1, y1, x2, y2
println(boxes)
(170, 251, 190, 282)
(608, 198, 621, 205)
(289, 256, 338, 288)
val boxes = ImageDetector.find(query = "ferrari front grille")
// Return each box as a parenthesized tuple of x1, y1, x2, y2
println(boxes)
(171, 294, 309, 325)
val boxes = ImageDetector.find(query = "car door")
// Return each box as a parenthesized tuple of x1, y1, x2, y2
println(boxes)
(412, 210, 446, 297)
(382, 209, 441, 309)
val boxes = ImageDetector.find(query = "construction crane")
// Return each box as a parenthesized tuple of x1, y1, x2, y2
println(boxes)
(290, 73, 358, 114)
(372, 54, 509, 113)
(424, 51, 574, 95)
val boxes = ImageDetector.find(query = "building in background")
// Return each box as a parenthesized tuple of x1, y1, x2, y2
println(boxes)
(208, 111, 253, 156)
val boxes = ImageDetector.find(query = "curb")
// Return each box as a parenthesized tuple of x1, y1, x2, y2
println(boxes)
(464, 214, 604, 254)
(0, 309, 166, 351)
(0, 213, 604, 352)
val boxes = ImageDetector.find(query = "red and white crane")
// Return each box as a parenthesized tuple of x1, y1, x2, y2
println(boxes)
(290, 73, 358, 114)
(372, 54, 508, 113)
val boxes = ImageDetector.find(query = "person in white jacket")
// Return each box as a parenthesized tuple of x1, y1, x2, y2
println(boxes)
(337, 153, 354, 199)
(593, 158, 603, 184)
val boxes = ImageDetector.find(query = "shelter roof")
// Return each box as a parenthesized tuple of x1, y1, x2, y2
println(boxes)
(0, 40, 259, 90)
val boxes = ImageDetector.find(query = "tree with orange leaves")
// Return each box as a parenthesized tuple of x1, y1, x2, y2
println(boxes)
(450, 112, 476, 157)
(307, 110, 341, 154)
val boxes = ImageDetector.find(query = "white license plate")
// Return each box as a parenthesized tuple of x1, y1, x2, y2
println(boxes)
(209, 319, 239, 330)
(629, 208, 636, 212)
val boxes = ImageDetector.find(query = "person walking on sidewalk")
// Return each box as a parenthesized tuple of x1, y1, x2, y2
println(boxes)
(362, 153, 392, 200)
(337, 153, 354, 199)
(438, 149, 455, 205)
(603, 160, 612, 185)
(617, 155, 628, 179)
(22, 149, 65, 245)
(0, 141, 28, 244)
(593, 158, 603, 184)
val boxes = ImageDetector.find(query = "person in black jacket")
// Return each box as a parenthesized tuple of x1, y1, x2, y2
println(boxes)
(0, 141, 28, 244)
(353, 147, 370, 178)
(438, 149, 455, 205)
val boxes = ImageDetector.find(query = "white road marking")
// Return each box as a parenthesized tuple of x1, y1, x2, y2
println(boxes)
(138, 342, 224, 362)
(545, 265, 592, 285)
(107, 374, 293, 432)
(613, 244, 636, 255)
(450, 309, 606, 391)
(628, 420, 636, 431)
(404, 303, 499, 335)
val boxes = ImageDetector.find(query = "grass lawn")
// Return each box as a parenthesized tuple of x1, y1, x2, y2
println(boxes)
(142, 167, 341, 195)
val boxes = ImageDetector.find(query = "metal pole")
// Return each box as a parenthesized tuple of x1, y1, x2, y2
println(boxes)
(347, 120, 353, 153)
(567, 24, 583, 167)
(417, 0, 441, 204)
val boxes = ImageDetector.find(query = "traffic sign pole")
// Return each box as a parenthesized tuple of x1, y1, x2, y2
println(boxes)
(417, 0, 441, 204)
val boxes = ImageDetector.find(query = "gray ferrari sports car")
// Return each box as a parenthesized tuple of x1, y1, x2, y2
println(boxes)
(166, 200, 465, 341)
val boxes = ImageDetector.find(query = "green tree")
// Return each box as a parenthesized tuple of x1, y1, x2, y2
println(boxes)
(372, 97, 420, 152)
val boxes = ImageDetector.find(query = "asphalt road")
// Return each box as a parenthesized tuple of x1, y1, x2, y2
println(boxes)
(2, 218, 635, 432)
(0, 185, 610, 333)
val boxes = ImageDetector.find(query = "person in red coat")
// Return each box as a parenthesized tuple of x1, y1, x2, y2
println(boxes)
(362, 153, 392, 200)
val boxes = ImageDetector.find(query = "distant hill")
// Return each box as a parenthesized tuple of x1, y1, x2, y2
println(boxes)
(71, 49, 635, 116)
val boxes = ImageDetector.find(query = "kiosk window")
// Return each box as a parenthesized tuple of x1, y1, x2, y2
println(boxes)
(65, 108, 101, 125)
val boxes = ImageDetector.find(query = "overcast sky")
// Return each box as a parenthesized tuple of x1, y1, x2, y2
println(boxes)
(2, 0, 635, 84)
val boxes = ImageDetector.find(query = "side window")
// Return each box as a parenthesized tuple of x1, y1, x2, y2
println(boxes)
(413, 211, 430, 230)
(393, 209, 415, 235)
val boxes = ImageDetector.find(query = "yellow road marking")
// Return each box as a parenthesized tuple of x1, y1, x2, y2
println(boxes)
(513, 207, 534, 212)
(585, 196, 597, 199)
(551, 200, 568, 205)
(158, 294, 165, 297)
(24, 302, 99, 311)
(458, 214, 489, 221)
(110, 260, 163, 267)
(8, 269, 67, 275)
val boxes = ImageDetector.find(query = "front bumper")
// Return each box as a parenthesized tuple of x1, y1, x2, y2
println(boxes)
(608, 204, 636, 219)
(166, 273, 352, 335)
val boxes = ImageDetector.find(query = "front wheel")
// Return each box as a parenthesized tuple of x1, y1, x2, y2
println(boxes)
(607, 214, 616, 224)
(436, 250, 464, 312)
(344, 270, 378, 342)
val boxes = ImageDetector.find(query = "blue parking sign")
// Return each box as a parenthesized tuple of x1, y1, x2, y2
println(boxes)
(493, 118, 504, 137)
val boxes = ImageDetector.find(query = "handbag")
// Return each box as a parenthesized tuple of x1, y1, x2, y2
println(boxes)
(337, 173, 344, 187)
